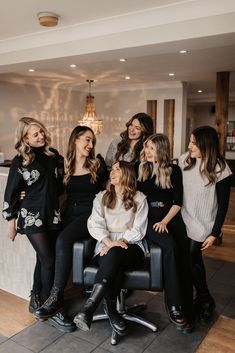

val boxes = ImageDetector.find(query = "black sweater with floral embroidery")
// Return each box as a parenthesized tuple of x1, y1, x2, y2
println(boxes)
(2, 147, 64, 235)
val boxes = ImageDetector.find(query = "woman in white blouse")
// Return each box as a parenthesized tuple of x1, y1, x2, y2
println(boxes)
(73, 161, 148, 336)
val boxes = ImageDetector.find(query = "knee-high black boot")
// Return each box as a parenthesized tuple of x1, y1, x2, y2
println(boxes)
(103, 298, 127, 336)
(35, 286, 64, 319)
(74, 280, 107, 331)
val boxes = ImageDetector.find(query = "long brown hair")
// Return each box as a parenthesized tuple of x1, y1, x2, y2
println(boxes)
(15, 117, 54, 166)
(184, 126, 226, 184)
(64, 125, 99, 185)
(102, 161, 137, 212)
(115, 113, 153, 163)
(138, 134, 172, 189)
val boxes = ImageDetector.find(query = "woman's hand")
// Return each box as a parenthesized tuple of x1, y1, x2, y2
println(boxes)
(201, 235, 216, 251)
(100, 238, 128, 256)
(7, 219, 17, 242)
(100, 245, 110, 256)
(153, 221, 168, 233)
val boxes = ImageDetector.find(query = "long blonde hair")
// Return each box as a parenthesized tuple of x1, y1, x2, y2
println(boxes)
(102, 161, 137, 212)
(64, 125, 99, 185)
(138, 134, 172, 189)
(15, 117, 54, 166)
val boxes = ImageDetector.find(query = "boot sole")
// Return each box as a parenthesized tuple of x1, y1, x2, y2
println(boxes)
(35, 307, 63, 320)
(103, 307, 127, 336)
(47, 318, 76, 333)
(73, 316, 90, 331)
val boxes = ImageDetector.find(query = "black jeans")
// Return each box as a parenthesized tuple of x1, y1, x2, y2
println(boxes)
(95, 244, 144, 299)
(189, 239, 212, 299)
(147, 206, 193, 319)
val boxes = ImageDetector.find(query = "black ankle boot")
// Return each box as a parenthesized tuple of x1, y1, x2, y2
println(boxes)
(166, 305, 186, 328)
(35, 286, 64, 319)
(103, 298, 127, 336)
(47, 311, 76, 333)
(74, 280, 107, 331)
(29, 291, 41, 313)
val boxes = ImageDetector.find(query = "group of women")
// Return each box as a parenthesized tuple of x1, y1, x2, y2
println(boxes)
(2, 113, 231, 336)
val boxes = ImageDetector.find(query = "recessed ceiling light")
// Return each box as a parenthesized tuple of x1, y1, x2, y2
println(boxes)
(169, 73, 175, 76)
(197, 89, 203, 93)
(179, 50, 188, 54)
(125, 76, 131, 80)
(28, 69, 35, 72)
(70, 64, 77, 68)
(120, 58, 127, 62)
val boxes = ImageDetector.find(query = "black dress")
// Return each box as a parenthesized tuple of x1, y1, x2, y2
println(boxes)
(2, 147, 64, 235)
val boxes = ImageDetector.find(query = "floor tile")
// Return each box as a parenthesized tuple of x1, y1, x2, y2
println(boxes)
(0, 339, 33, 353)
(40, 333, 96, 353)
(72, 319, 111, 345)
(11, 321, 63, 352)
(0, 334, 7, 344)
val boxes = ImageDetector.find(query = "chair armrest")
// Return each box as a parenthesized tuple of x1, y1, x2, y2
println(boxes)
(150, 244, 163, 291)
(73, 242, 85, 284)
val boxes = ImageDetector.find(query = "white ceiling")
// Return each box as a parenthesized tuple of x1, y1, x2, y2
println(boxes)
(1, 0, 235, 99)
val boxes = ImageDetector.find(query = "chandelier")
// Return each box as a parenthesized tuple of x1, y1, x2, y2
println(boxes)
(78, 79, 103, 135)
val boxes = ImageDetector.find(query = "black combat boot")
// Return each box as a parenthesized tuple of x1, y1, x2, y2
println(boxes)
(103, 298, 127, 336)
(73, 280, 107, 331)
(47, 311, 76, 333)
(29, 291, 41, 314)
(35, 286, 63, 319)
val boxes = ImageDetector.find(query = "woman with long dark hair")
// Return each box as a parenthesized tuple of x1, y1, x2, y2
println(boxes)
(179, 126, 231, 323)
(138, 133, 194, 332)
(35, 125, 107, 331)
(105, 112, 153, 169)
(73, 161, 148, 335)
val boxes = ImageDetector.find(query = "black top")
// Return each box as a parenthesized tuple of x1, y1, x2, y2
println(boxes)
(2, 147, 64, 235)
(62, 166, 108, 225)
(212, 176, 231, 237)
(138, 164, 183, 207)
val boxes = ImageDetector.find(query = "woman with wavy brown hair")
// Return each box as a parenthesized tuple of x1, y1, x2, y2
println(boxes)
(2, 117, 64, 315)
(35, 125, 108, 329)
(179, 126, 232, 323)
(73, 161, 148, 335)
(105, 112, 153, 170)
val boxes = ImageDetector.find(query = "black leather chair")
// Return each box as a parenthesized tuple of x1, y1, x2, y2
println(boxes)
(73, 238, 163, 345)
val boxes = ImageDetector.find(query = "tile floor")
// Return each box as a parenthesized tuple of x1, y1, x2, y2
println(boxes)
(0, 255, 234, 353)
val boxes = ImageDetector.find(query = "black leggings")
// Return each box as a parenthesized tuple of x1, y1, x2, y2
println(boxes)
(95, 244, 144, 299)
(189, 239, 211, 299)
(26, 231, 57, 298)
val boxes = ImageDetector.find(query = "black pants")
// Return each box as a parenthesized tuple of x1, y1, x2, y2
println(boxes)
(94, 244, 144, 299)
(53, 204, 91, 289)
(189, 239, 212, 299)
(147, 206, 193, 319)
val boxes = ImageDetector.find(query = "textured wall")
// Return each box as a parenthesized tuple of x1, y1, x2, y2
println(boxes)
(0, 168, 36, 299)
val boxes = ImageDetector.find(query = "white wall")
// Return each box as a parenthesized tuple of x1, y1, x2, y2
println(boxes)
(0, 81, 187, 161)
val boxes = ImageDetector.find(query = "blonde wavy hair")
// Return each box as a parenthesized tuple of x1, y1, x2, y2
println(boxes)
(138, 134, 172, 189)
(15, 117, 54, 166)
(102, 161, 137, 212)
(64, 125, 99, 185)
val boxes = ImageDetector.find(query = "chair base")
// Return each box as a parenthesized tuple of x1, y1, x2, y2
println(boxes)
(93, 289, 158, 345)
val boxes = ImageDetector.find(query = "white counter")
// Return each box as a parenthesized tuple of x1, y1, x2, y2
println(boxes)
(0, 168, 36, 299)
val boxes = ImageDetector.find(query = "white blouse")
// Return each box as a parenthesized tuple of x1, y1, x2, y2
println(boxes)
(87, 190, 148, 255)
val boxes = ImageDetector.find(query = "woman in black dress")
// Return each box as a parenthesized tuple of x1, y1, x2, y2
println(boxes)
(2, 117, 64, 310)
(138, 133, 194, 332)
(35, 126, 108, 327)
